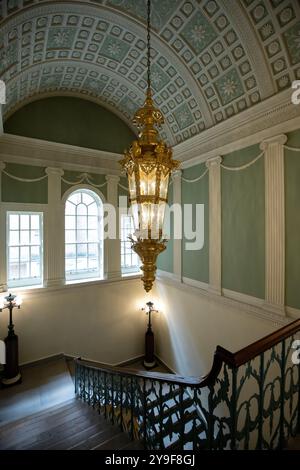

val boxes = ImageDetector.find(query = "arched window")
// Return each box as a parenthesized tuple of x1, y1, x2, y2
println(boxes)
(65, 189, 103, 282)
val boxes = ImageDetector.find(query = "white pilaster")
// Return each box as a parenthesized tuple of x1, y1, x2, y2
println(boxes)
(260, 134, 287, 315)
(206, 156, 222, 295)
(44, 167, 65, 287)
(105, 175, 121, 280)
(0, 162, 6, 291)
(0, 105, 3, 135)
(172, 170, 182, 281)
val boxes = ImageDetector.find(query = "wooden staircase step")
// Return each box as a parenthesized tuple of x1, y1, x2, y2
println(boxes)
(0, 401, 100, 448)
(24, 412, 104, 450)
(92, 432, 134, 450)
(70, 426, 125, 450)
(0, 398, 76, 433)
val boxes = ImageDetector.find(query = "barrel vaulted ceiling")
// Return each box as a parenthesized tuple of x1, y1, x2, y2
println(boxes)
(0, 0, 300, 146)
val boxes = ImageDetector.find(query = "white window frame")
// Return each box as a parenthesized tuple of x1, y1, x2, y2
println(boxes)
(64, 188, 104, 283)
(120, 214, 140, 275)
(6, 210, 44, 288)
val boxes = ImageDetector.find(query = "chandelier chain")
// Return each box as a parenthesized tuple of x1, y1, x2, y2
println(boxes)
(147, 0, 151, 90)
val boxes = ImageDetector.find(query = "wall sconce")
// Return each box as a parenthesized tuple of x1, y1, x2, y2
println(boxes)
(142, 301, 158, 369)
(0, 293, 22, 386)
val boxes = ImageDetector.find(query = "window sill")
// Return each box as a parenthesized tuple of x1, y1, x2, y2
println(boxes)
(2, 274, 141, 297)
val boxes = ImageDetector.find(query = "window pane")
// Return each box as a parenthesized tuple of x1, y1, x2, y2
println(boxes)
(66, 258, 76, 272)
(31, 246, 40, 260)
(88, 216, 98, 230)
(20, 246, 29, 261)
(65, 230, 76, 243)
(9, 231, 19, 245)
(77, 216, 87, 230)
(88, 203, 98, 216)
(9, 247, 19, 261)
(65, 216, 75, 230)
(31, 230, 40, 245)
(20, 261, 30, 278)
(77, 203, 87, 216)
(69, 193, 81, 205)
(88, 230, 98, 242)
(20, 215, 29, 230)
(65, 201, 76, 215)
(77, 257, 88, 270)
(31, 215, 40, 230)
(66, 244, 76, 258)
(82, 193, 94, 205)
(20, 230, 30, 245)
(77, 243, 87, 258)
(9, 214, 19, 230)
(77, 230, 87, 242)
(30, 261, 40, 277)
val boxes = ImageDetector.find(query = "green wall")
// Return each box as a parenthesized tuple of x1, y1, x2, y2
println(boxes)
(285, 129, 300, 310)
(2, 163, 48, 203)
(221, 144, 265, 299)
(157, 184, 173, 273)
(4, 97, 136, 154)
(182, 163, 209, 283)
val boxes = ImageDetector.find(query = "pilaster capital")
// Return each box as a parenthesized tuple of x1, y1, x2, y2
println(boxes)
(171, 169, 182, 182)
(205, 156, 222, 169)
(0, 162, 6, 172)
(46, 167, 64, 177)
(260, 134, 287, 151)
(105, 174, 120, 184)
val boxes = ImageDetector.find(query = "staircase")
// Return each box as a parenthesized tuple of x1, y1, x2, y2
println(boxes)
(0, 398, 142, 450)
(75, 318, 300, 450)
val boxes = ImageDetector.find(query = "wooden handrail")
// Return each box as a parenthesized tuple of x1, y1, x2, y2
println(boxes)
(218, 318, 300, 367)
(76, 318, 300, 387)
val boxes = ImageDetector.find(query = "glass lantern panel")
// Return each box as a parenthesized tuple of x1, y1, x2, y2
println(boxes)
(158, 201, 167, 232)
(128, 173, 137, 200)
(130, 202, 140, 232)
(159, 170, 169, 199)
(139, 166, 157, 196)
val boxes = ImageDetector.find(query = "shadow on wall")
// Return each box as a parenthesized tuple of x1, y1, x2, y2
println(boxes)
(4, 96, 136, 153)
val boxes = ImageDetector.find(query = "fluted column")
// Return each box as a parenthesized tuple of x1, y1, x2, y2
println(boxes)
(206, 156, 222, 295)
(260, 134, 287, 315)
(0, 105, 3, 135)
(105, 175, 121, 280)
(44, 167, 65, 287)
(0, 162, 6, 291)
(172, 170, 182, 281)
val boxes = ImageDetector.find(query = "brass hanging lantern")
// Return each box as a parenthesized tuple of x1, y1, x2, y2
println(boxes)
(120, 0, 180, 292)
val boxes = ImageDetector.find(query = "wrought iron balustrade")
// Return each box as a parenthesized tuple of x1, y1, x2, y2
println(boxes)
(75, 319, 300, 450)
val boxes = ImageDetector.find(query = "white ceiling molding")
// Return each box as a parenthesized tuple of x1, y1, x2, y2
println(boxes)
(0, 132, 123, 175)
(175, 89, 300, 168)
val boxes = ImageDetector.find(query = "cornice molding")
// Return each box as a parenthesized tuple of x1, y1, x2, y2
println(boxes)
(0, 133, 123, 175)
(174, 89, 300, 168)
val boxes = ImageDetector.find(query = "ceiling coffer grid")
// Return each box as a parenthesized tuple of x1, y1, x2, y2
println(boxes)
(0, 0, 300, 146)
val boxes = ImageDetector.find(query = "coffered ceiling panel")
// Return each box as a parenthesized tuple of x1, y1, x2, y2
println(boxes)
(0, 0, 299, 146)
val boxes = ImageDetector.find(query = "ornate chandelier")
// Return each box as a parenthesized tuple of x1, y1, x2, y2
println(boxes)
(120, 0, 180, 292)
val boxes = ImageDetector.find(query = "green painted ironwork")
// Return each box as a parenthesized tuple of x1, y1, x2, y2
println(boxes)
(74, 324, 300, 450)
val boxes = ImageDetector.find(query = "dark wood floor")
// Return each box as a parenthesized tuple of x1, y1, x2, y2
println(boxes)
(0, 358, 142, 450)
(0, 398, 142, 450)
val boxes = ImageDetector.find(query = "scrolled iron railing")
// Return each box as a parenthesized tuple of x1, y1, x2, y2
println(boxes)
(75, 318, 300, 450)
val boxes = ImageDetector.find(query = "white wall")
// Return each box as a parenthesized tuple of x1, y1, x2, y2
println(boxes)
(0, 278, 147, 365)
(152, 279, 280, 377)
